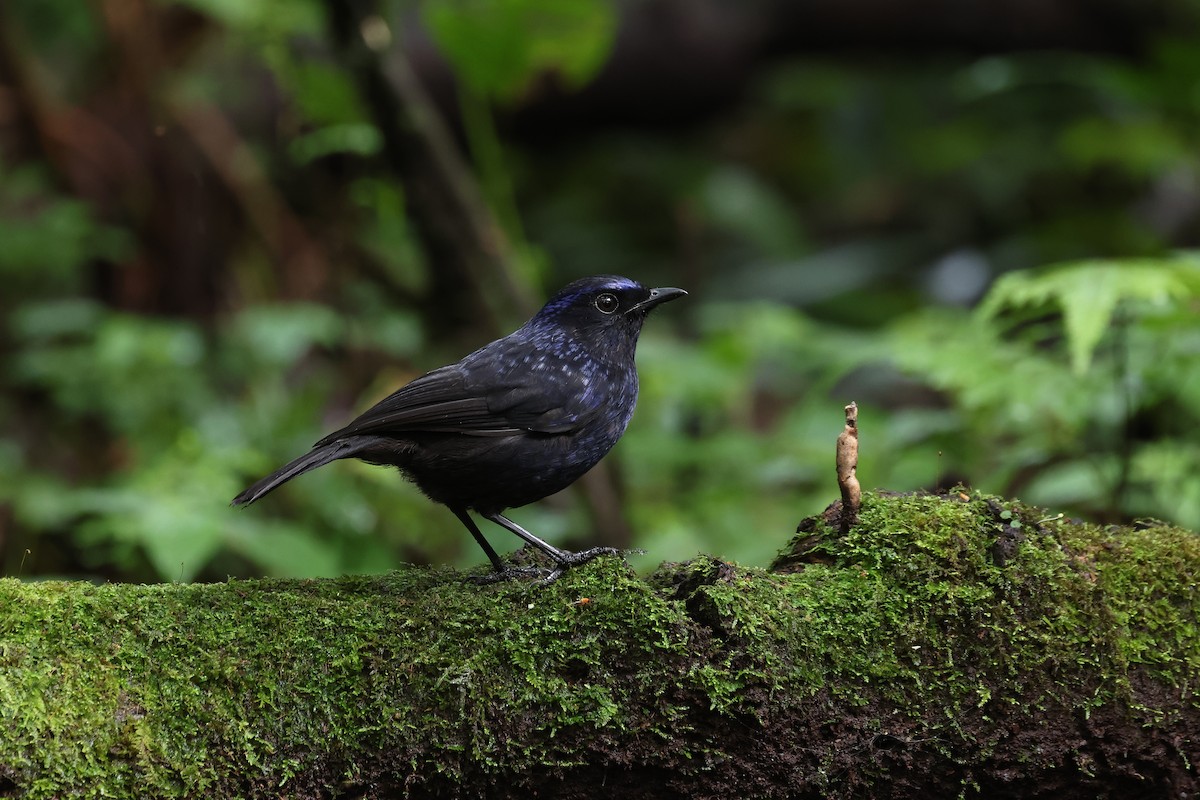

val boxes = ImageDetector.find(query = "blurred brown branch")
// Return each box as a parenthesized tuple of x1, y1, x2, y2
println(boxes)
(170, 100, 328, 298)
(324, 1, 534, 334)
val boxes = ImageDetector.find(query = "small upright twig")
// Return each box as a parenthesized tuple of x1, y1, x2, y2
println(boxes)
(837, 402, 860, 533)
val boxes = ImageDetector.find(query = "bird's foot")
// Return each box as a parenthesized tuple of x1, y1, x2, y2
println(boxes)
(467, 547, 624, 585)
(559, 546, 622, 567)
(541, 546, 622, 584)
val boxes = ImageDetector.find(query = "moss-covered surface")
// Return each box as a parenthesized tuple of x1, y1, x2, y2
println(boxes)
(0, 490, 1196, 798)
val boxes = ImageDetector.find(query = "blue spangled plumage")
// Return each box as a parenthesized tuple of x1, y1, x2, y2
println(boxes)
(232, 275, 685, 581)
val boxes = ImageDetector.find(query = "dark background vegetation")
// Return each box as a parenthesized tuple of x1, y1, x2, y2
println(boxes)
(1, 0, 1198, 584)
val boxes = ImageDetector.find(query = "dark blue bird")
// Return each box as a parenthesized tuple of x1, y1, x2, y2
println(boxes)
(232, 275, 686, 580)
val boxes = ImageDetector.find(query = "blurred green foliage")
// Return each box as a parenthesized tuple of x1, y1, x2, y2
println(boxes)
(424, 0, 615, 100)
(1, 0, 1198, 583)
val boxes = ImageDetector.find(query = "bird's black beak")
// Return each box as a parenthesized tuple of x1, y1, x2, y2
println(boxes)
(628, 286, 687, 314)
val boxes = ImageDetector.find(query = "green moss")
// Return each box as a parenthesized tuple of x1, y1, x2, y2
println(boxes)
(673, 491, 1197, 772)
(0, 563, 704, 797)
(1068, 522, 1200, 691)
(0, 490, 1196, 797)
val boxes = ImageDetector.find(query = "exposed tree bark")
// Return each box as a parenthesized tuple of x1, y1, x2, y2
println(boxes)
(1, 491, 1196, 799)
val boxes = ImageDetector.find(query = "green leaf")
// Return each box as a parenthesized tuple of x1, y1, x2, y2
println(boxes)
(9, 299, 104, 341)
(285, 63, 369, 127)
(978, 257, 1200, 373)
(289, 123, 382, 164)
(424, 0, 616, 100)
(169, 0, 321, 35)
(231, 304, 345, 367)
(1059, 117, 1187, 177)
(224, 520, 345, 578)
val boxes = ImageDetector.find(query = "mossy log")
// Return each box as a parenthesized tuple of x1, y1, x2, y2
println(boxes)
(1, 491, 1197, 799)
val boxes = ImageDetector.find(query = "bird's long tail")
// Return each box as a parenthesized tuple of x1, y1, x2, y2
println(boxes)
(232, 439, 369, 507)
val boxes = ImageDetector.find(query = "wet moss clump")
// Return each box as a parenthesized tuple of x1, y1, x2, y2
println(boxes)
(0, 490, 1196, 798)
(761, 491, 1199, 708)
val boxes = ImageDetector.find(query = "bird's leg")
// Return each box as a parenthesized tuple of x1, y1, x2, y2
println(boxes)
(452, 508, 547, 583)
(483, 512, 571, 562)
(451, 507, 505, 572)
(483, 512, 620, 583)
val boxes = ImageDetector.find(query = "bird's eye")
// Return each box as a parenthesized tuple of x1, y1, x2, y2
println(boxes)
(594, 293, 619, 314)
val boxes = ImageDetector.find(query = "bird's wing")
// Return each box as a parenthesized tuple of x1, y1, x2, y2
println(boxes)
(481, 381, 591, 434)
(314, 348, 596, 445)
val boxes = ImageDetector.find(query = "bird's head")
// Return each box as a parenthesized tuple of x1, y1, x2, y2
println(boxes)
(531, 276, 686, 343)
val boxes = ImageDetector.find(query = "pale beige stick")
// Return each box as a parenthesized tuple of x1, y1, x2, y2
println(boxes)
(837, 402, 860, 533)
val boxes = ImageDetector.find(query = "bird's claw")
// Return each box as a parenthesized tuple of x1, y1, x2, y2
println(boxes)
(559, 546, 621, 566)
(540, 547, 622, 584)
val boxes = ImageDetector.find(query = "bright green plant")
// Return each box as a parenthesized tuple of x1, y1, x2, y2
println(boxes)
(889, 257, 1200, 528)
